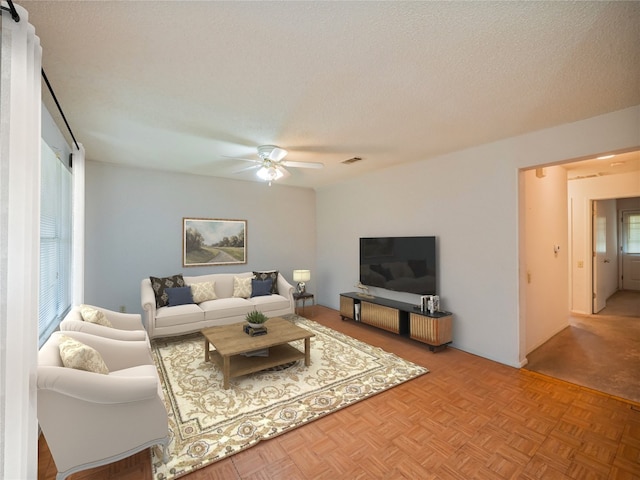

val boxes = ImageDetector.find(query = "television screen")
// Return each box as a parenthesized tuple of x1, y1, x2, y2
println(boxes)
(359, 236, 436, 295)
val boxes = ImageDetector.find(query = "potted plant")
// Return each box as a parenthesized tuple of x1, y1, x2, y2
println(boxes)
(245, 310, 268, 328)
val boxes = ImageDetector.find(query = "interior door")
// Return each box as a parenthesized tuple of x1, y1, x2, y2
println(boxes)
(592, 200, 608, 313)
(621, 211, 640, 291)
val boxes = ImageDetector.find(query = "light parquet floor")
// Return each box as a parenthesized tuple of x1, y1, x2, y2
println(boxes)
(38, 306, 640, 480)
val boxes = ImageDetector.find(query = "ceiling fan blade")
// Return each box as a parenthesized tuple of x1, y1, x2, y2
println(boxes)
(222, 155, 261, 164)
(267, 147, 288, 162)
(232, 164, 260, 174)
(276, 165, 291, 178)
(280, 160, 324, 169)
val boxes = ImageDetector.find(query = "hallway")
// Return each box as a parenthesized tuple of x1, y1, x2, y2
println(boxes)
(525, 290, 640, 404)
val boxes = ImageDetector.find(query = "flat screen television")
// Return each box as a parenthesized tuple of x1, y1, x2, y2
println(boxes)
(359, 236, 436, 295)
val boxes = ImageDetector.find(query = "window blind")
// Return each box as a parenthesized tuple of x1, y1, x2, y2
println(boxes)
(627, 213, 640, 254)
(39, 141, 72, 346)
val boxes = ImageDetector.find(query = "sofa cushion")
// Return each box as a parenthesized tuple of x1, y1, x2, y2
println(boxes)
(166, 286, 194, 307)
(58, 335, 109, 375)
(201, 297, 254, 321)
(189, 281, 217, 303)
(150, 274, 185, 308)
(79, 305, 113, 328)
(248, 294, 291, 313)
(250, 279, 272, 298)
(253, 270, 279, 294)
(233, 276, 252, 299)
(155, 304, 204, 328)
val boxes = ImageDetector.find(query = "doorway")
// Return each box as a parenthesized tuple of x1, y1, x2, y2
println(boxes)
(591, 200, 640, 315)
(621, 210, 640, 291)
(523, 152, 640, 404)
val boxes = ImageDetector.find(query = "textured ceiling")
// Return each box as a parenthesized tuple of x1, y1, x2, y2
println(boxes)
(17, 1, 640, 188)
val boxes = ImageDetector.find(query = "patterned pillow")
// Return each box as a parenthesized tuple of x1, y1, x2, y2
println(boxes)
(150, 274, 185, 308)
(190, 281, 217, 304)
(253, 271, 279, 294)
(79, 305, 113, 328)
(233, 276, 253, 299)
(58, 335, 109, 375)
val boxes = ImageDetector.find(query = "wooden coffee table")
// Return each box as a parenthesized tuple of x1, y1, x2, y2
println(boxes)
(202, 317, 314, 389)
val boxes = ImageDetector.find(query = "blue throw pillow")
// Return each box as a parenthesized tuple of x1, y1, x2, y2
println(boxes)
(166, 286, 194, 307)
(251, 279, 272, 298)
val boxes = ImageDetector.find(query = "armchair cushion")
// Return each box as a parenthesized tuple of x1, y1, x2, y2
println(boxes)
(79, 304, 113, 328)
(58, 335, 109, 375)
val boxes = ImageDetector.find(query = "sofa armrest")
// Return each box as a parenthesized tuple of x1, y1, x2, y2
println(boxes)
(277, 273, 295, 311)
(141, 278, 157, 335)
(99, 308, 145, 331)
(38, 366, 159, 404)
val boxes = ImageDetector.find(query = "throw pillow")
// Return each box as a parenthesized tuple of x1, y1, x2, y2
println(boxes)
(166, 286, 194, 307)
(251, 278, 272, 298)
(232, 276, 253, 299)
(58, 335, 109, 375)
(253, 270, 279, 294)
(79, 305, 113, 328)
(190, 281, 217, 303)
(150, 274, 185, 308)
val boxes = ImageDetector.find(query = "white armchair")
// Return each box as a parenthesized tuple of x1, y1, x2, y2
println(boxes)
(59, 305, 149, 342)
(37, 331, 169, 480)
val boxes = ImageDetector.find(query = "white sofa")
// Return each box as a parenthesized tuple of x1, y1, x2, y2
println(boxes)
(141, 271, 295, 338)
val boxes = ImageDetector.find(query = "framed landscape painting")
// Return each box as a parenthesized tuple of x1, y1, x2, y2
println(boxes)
(183, 218, 247, 267)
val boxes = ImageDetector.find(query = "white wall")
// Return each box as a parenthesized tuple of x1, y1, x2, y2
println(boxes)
(523, 166, 569, 354)
(618, 197, 640, 211)
(569, 170, 640, 313)
(84, 162, 317, 314)
(316, 106, 640, 367)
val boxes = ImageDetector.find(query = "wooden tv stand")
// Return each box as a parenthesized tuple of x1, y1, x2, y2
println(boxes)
(339, 292, 453, 351)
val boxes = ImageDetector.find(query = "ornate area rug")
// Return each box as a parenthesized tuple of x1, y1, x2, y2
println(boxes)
(150, 314, 429, 479)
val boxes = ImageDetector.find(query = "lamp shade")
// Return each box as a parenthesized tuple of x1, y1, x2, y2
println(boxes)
(293, 270, 311, 282)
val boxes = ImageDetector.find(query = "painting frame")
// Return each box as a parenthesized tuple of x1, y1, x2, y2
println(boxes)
(183, 218, 247, 267)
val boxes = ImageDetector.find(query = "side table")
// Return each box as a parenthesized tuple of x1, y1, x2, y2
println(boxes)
(293, 292, 315, 317)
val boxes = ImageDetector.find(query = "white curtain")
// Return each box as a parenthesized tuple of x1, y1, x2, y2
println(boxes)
(72, 143, 85, 305)
(0, 4, 42, 479)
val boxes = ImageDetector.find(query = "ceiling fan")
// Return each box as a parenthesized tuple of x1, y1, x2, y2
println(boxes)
(230, 145, 324, 185)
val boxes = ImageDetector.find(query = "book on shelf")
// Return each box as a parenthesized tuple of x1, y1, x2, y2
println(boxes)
(241, 348, 269, 357)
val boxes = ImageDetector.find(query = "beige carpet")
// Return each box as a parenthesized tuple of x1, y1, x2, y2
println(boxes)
(149, 314, 428, 480)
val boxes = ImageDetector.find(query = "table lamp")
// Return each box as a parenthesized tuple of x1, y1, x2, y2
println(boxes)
(293, 269, 311, 294)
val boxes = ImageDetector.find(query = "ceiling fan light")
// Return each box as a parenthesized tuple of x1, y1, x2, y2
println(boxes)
(256, 166, 270, 181)
(256, 165, 283, 182)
